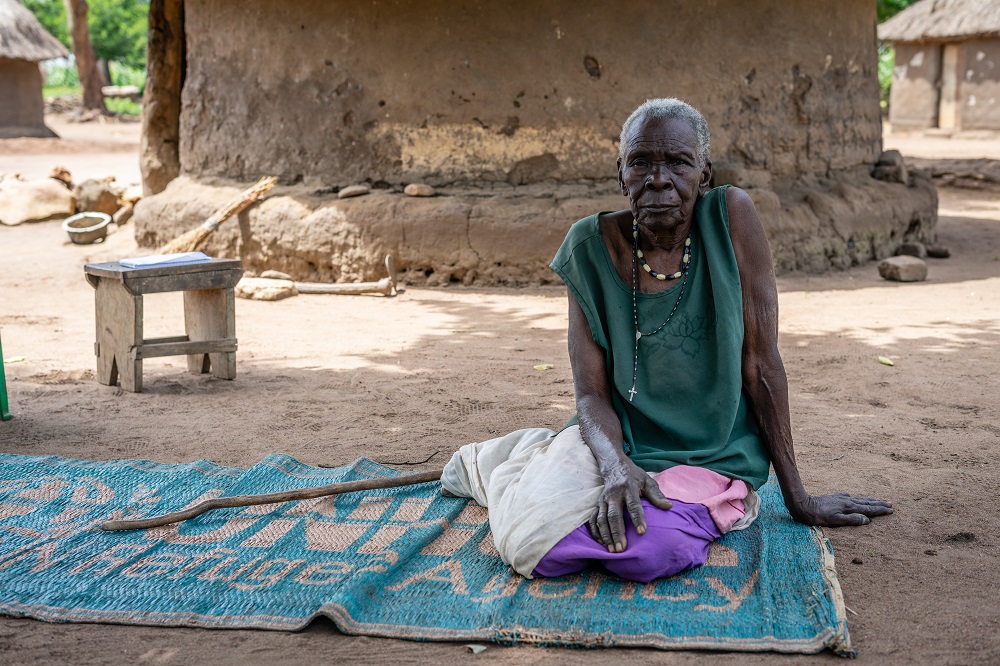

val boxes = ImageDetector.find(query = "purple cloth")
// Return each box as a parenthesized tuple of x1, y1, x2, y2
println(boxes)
(532, 499, 721, 583)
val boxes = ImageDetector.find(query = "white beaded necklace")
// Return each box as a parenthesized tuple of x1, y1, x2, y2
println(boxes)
(628, 220, 692, 402)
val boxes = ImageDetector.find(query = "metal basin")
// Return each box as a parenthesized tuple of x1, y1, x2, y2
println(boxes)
(63, 212, 112, 244)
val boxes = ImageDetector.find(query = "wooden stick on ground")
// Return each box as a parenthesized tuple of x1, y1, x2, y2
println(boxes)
(292, 255, 401, 296)
(159, 176, 277, 254)
(100, 468, 443, 531)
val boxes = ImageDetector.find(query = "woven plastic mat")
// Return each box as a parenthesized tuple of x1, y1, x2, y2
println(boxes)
(0, 453, 853, 655)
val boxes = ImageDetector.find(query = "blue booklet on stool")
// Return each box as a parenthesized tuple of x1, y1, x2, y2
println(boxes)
(119, 252, 212, 268)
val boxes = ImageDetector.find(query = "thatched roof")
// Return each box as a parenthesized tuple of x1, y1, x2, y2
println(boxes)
(879, 0, 1000, 43)
(0, 0, 68, 61)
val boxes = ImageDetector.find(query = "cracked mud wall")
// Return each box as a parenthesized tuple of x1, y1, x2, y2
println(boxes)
(175, 0, 882, 187)
(136, 0, 937, 282)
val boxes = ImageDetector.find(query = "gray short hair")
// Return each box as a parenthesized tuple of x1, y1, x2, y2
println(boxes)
(618, 98, 711, 166)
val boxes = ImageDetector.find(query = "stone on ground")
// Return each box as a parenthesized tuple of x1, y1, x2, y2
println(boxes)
(927, 245, 951, 259)
(879, 256, 928, 282)
(235, 277, 298, 301)
(0, 175, 75, 226)
(74, 178, 123, 216)
(404, 183, 435, 197)
(337, 184, 370, 199)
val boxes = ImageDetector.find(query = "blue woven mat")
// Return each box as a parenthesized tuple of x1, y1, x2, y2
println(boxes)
(0, 453, 852, 655)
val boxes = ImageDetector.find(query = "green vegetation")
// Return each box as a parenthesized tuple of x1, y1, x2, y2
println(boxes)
(42, 60, 79, 89)
(878, 45, 895, 110)
(43, 61, 145, 94)
(29, 0, 148, 116)
(877, 0, 918, 23)
(24, 0, 69, 46)
(41, 84, 78, 99)
(108, 60, 145, 89)
(24, 0, 149, 68)
(42, 60, 145, 117)
(87, 0, 149, 69)
(104, 97, 142, 116)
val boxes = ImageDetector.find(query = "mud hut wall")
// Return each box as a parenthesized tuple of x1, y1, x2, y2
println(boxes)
(888, 43, 942, 129)
(957, 39, 1000, 130)
(178, 0, 881, 189)
(0, 58, 46, 128)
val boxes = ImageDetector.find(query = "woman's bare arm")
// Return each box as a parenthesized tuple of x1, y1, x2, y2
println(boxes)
(727, 186, 892, 526)
(567, 290, 672, 552)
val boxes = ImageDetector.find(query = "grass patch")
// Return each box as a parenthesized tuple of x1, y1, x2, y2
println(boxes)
(43, 84, 81, 99)
(105, 97, 142, 116)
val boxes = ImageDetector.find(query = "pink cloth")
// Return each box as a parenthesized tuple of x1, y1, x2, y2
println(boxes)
(652, 465, 748, 534)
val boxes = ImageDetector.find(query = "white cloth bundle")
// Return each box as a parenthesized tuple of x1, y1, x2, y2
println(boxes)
(441, 425, 760, 578)
(441, 425, 604, 578)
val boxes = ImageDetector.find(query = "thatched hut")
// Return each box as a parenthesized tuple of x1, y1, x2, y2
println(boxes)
(0, 0, 68, 138)
(135, 0, 937, 283)
(880, 0, 1000, 131)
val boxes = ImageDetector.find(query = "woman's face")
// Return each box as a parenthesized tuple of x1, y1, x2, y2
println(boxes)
(617, 115, 712, 232)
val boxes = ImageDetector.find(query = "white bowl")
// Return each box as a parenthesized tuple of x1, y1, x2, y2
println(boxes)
(63, 212, 112, 244)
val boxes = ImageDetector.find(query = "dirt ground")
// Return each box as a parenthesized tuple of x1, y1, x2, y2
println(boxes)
(0, 114, 142, 186)
(0, 122, 998, 665)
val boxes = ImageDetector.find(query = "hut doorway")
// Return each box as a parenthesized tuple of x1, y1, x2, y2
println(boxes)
(938, 43, 959, 129)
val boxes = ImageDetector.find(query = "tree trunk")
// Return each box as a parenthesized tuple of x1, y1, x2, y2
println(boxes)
(141, 0, 185, 195)
(63, 0, 107, 113)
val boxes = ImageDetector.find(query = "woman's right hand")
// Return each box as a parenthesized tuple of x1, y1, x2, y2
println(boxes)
(567, 289, 673, 552)
(587, 458, 673, 552)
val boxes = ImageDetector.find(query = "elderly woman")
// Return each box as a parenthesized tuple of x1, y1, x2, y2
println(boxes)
(441, 98, 892, 583)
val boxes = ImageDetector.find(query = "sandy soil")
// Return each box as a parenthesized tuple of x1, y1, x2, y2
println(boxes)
(883, 123, 1000, 160)
(0, 115, 142, 186)
(0, 122, 998, 665)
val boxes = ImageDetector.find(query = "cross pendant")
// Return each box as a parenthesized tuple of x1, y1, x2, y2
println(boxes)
(628, 385, 637, 402)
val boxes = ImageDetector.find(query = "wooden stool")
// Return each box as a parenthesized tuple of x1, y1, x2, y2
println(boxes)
(84, 258, 243, 393)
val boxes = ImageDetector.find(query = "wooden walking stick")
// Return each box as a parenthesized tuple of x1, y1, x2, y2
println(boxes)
(99, 468, 443, 531)
(159, 176, 277, 254)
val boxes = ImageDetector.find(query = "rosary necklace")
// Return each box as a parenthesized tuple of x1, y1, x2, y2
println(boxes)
(628, 219, 692, 402)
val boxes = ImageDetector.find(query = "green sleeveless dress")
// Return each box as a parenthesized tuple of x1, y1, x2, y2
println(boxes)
(550, 186, 770, 489)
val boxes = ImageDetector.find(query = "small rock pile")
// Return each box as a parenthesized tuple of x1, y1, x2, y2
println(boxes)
(335, 182, 436, 199)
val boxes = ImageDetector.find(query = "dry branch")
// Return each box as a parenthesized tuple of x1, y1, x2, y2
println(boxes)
(159, 176, 277, 254)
